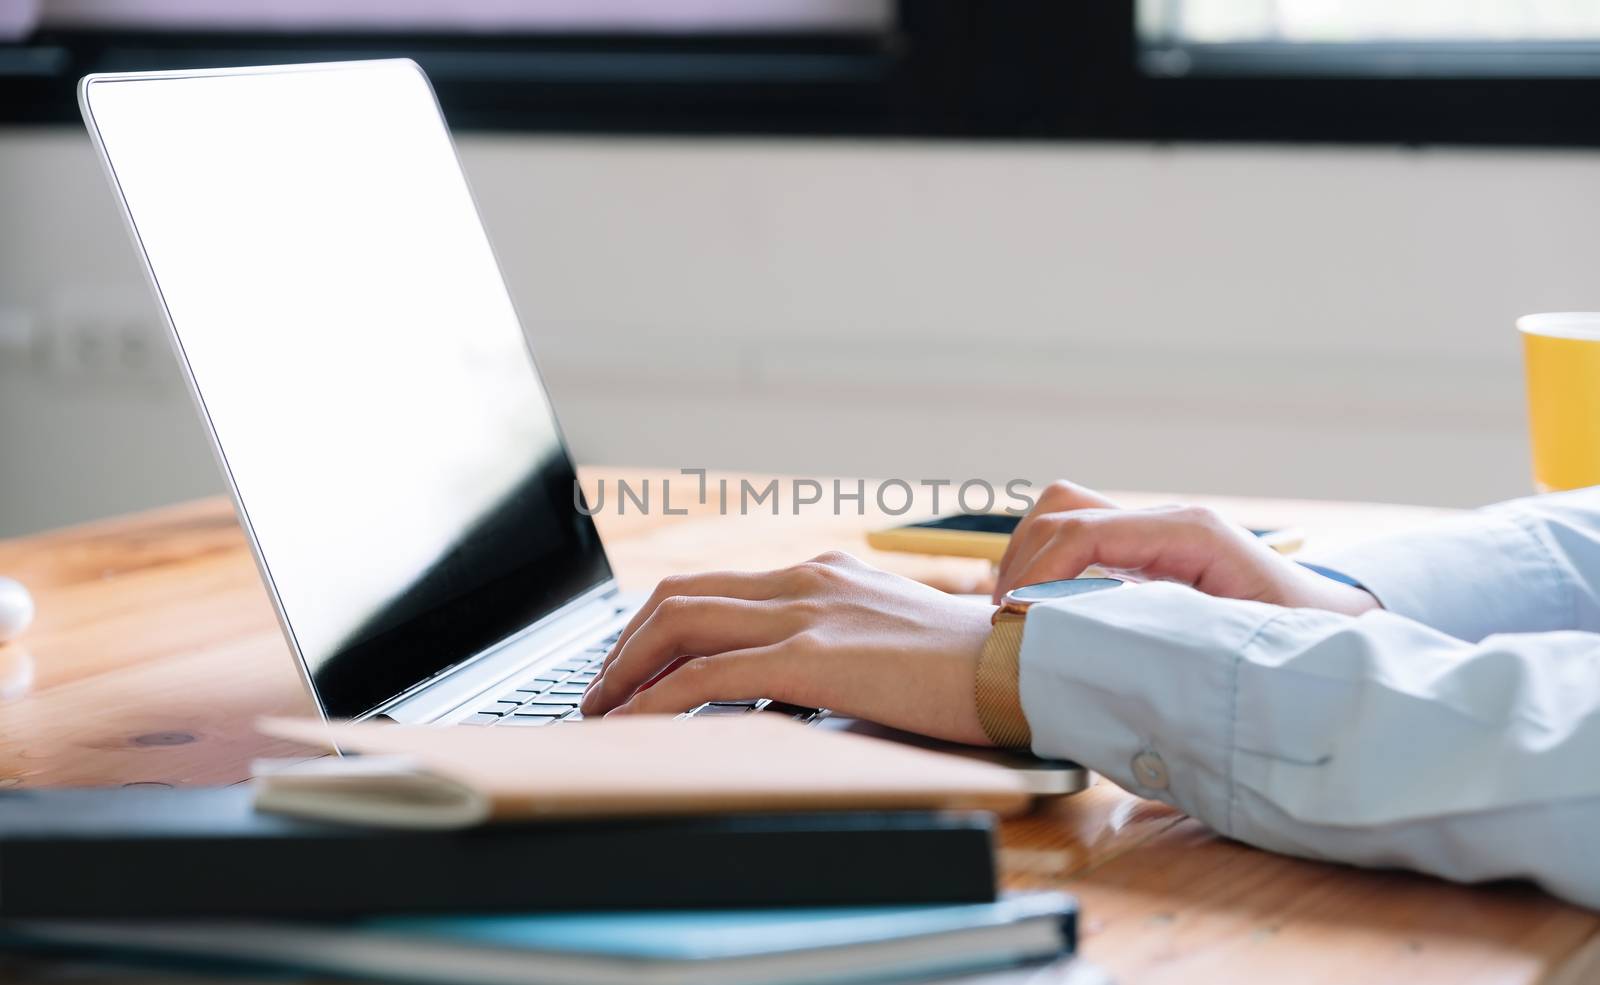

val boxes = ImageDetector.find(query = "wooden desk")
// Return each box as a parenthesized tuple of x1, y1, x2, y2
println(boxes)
(0, 470, 1595, 984)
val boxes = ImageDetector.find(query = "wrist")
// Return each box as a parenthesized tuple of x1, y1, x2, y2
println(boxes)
(974, 611, 1031, 749)
(973, 578, 1125, 748)
(1290, 563, 1383, 616)
(1326, 583, 1382, 616)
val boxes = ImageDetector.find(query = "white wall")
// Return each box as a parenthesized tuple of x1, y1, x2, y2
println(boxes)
(2, 128, 1597, 537)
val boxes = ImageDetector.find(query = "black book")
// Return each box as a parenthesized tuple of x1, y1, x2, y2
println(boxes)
(0, 786, 997, 919)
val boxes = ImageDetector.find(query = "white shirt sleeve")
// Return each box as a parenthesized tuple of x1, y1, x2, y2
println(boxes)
(1306, 487, 1600, 641)
(1018, 490, 1600, 909)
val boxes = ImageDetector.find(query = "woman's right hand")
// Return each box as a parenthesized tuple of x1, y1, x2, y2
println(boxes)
(993, 480, 1380, 617)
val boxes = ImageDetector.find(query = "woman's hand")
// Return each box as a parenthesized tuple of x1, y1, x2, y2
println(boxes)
(579, 480, 1376, 741)
(580, 551, 996, 745)
(994, 480, 1380, 616)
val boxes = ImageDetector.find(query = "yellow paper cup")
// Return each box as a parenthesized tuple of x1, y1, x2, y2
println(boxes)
(1520, 312, 1600, 492)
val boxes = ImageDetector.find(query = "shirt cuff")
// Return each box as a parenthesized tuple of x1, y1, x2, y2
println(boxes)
(1303, 509, 1565, 642)
(1018, 581, 1283, 832)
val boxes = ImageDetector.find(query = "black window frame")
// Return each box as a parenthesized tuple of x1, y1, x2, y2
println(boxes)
(3, 1, 1599, 147)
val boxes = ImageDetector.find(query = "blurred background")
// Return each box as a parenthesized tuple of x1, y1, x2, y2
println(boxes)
(3, 0, 1599, 537)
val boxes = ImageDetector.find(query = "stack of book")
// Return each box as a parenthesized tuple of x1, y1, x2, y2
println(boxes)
(0, 717, 1080, 984)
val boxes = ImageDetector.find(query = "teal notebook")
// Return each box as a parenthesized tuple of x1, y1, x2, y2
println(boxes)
(5, 892, 1076, 985)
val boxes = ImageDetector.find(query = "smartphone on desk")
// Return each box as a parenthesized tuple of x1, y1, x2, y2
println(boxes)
(868, 513, 1303, 563)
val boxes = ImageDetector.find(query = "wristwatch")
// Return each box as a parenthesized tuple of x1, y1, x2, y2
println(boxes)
(975, 577, 1125, 748)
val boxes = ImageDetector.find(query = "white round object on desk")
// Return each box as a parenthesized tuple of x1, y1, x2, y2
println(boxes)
(0, 576, 35, 643)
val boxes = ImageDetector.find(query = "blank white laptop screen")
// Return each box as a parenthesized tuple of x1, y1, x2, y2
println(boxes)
(81, 61, 611, 717)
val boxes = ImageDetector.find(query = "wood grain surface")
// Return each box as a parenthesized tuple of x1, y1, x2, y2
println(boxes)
(0, 469, 1593, 985)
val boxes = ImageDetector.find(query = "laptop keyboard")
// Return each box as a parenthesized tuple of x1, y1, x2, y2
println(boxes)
(462, 630, 825, 726)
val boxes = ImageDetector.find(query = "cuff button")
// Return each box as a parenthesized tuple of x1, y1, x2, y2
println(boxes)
(1131, 750, 1170, 791)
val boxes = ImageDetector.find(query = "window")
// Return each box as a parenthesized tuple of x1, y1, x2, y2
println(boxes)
(30, 0, 892, 35)
(3, 2, 1599, 145)
(1145, 0, 1600, 44)
(1, 0, 900, 132)
(1141, 0, 1600, 77)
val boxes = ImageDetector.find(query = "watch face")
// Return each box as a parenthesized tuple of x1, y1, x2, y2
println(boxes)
(1007, 577, 1124, 605)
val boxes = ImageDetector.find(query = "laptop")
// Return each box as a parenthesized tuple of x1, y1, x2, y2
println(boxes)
(78, 60, 1086, 793)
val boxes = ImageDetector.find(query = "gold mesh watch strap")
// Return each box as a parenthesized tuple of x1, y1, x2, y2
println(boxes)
(975, 614, 1032, 749)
